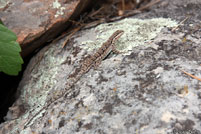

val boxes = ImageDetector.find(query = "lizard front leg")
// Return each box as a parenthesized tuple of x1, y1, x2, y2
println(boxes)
(111, 45, 122, 54)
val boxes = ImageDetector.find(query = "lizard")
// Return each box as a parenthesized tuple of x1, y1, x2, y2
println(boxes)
(24, 30, 124, 128)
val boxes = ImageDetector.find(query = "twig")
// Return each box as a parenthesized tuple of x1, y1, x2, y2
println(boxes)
(109, 0, 161, 22)
(180, 69, 201, 82)
(57, 0, 161, 48)
(171, 16, 190, 32)
(62, 26, 84, 48)
(138, 0, 161, 11)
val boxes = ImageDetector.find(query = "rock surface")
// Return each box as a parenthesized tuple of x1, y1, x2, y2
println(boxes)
(0, 0, 92, 57)
(0, 0, 201, 134)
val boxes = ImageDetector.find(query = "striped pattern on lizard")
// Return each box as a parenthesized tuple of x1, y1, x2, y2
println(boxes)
(24, 30, 124, 128)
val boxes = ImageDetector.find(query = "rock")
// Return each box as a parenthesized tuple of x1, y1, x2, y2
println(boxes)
(1, 0, 201, 134)
(0, 0, 93, 57)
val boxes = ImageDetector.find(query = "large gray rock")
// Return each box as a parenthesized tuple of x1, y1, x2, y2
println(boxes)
(0, 0, 201, 134)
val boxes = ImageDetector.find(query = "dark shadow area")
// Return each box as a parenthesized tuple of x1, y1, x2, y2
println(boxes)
(0, 60, 25, 123)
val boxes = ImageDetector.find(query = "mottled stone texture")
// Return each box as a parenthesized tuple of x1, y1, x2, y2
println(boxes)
(0, 0, 201, 134)
(0, 0, 92, 57)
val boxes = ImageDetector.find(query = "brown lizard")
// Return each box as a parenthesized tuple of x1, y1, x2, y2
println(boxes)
(24, 30, 124, 128)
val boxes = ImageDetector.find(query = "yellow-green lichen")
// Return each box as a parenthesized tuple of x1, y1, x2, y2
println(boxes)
(81, 18, 178, 54)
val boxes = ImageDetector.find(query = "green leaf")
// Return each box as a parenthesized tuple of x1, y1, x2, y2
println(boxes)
(0, 24, 23, 75)
(0, 24, 17, 41)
